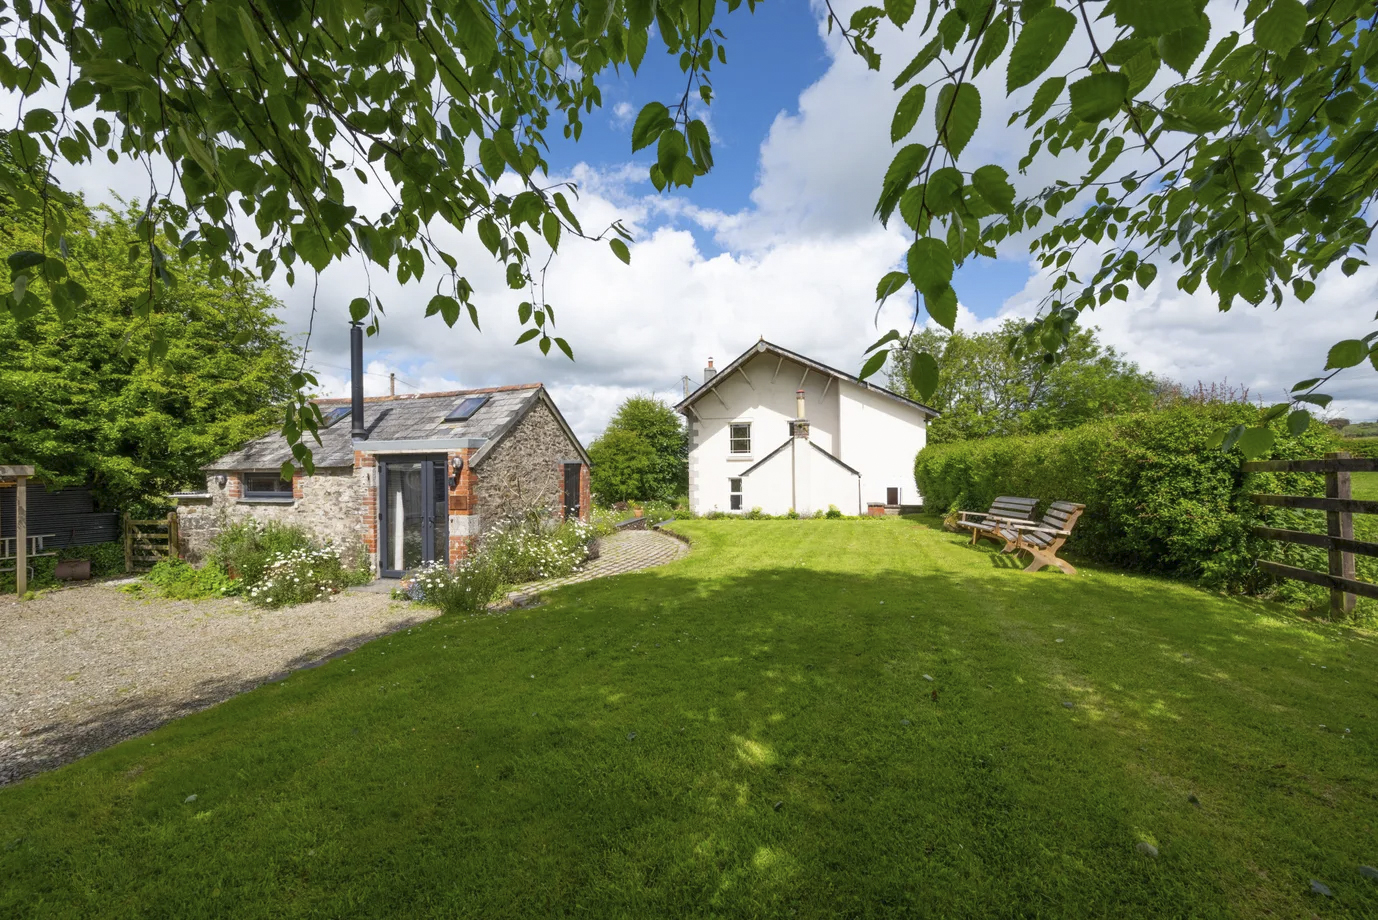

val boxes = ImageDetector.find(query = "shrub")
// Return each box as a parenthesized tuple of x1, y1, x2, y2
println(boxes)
(785, 509, 800, 520)
(245, 547, 351, 608)
(743, 507, 770, 520)
(481, 516, 593, 584)
(590, 506, 623, 537)
(640, 500, 675, 525)
(826, 505, 844, 519)
(403, 558, 504, 614)
(1340, 436, 1378, 460)
(913, 404, 1346, 595)
(209, 520, 316, 587)
(671, 509, 696, 520)
(143, 558, 234, 599)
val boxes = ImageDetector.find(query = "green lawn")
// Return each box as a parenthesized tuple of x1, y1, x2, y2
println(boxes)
(1352, 471, 1378, 502)
(3, 519, 1377, 918)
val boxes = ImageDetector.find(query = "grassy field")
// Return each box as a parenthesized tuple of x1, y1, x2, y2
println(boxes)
(1352, 471, 1377, 502)
(3, 518, 1377, 918)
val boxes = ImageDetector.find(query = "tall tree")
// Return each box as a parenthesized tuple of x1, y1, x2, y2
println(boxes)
(888, 319, 1159, 443)
(587, 395, 688, 503)
(0, 160, 297, 510)
(1, 0, 1375, 462)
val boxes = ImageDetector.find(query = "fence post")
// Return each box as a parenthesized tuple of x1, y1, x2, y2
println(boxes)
(1325, 451, 1356, 618)
(123, 513, 133, 574)
(167, 512, 179, 560)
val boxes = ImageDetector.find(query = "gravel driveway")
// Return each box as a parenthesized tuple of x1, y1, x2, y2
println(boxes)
(0, 583, 435, 786)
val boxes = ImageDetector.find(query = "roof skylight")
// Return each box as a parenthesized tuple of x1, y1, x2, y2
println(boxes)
(444, 395, 489, 422)
(319, 405, 351, 428)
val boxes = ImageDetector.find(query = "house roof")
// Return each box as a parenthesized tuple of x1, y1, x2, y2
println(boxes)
(674, 339, 939, 418)
(205, 384, 591, 471)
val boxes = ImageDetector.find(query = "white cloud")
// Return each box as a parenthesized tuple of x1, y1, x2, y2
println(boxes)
(610, 101, 635, 130)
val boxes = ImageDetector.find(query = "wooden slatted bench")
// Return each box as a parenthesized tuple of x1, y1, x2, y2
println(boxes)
(1008, 502, 1086, 575)
(957, 497, 1041, 551)
(0, 533, 58, 584)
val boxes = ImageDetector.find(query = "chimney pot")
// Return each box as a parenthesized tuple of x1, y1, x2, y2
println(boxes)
(796, 388, 806, 420)
(704, 356, 717, 384)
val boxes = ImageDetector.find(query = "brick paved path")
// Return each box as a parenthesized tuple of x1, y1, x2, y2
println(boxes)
(507, 529, 688, 600)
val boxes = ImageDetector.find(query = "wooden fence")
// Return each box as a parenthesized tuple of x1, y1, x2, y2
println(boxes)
(1244, 451, 1378, 617)
(123, 513, 179, 572)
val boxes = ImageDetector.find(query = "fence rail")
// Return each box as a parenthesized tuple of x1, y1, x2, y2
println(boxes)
(1244, 452, 1374, 617)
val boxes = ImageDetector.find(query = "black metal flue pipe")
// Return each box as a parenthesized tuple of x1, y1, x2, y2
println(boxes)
(350, 322, 367, 441)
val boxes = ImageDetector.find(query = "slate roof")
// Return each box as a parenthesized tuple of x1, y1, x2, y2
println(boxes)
(675, 339, 939, 418)
(205, 384, 584, 471)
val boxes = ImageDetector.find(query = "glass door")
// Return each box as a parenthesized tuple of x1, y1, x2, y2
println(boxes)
(378, 456, 448, 577)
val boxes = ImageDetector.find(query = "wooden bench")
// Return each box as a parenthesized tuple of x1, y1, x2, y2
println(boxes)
(956, 497, 1041, 550)
(1008, 502, 1086, 575)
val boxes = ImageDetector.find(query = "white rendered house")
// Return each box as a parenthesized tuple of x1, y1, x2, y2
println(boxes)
(677, 340, 938, 516)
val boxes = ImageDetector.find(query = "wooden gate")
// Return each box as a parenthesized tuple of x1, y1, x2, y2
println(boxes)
(123, 513, 179, 572)
(1245, 451, 1378, 617)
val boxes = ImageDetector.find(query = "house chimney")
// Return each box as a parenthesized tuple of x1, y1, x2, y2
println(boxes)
(793, 389, 810, 441)
(796, 388, 806, 421)
(350, 322, 367, 441)
(704, 357, 717, 383)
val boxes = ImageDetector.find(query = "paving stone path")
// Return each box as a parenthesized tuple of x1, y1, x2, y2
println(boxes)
(507, 529, 688, 600)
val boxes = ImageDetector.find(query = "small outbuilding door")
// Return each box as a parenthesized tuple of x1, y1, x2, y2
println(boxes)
(563, 462, 581, 520)
(378, 456, 448, 577)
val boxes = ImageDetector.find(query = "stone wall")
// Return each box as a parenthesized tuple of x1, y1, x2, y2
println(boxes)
(176, 466, 371, 564)
(473, 399, 586, 528)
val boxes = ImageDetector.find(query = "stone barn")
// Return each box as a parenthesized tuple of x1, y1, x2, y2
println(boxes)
(176, 380, 591, 578)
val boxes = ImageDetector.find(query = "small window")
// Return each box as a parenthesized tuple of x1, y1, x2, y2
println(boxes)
(244, 473, 293, 499)
(729, 477, 743, 511)
(445, 395, 489, 422)
(318, 405, 350, 428)
(729, 422, 752, 455)
(887, 487, 900, 505)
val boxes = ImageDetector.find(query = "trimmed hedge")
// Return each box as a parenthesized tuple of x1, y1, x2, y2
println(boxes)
(913, 405, 1350, 596)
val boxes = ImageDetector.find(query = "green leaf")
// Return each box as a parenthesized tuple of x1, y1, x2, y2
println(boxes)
(494, 129, 524, 171)
(1069, 72, 1129, 122)
(632, 102, 671, 152)
(7, 250, 46, 274)
(972, 18, 1009, 78)
(478, 138, 504, 180)
(1135, 263, 1158, 288)
(1252, 0, 1306, 55)
(859, 349, 888, 380)
(894, 36, 943, 89)
(875, 272, 910, 304)
(22, 108, 57, 133)
(1295, 393, 1332, 408)
(1290, 378, 1321, 392)
(1341, 257, 1362, 277)
(477, 218, 501, 255)
(542, 212, 561, 252)
(885, 0, 916, 28)
(454, 0, 498, 67)
(891, 84, 926, 143)
(908, 238, 954, 296)
(554, 337, 574, 360)
(348, 297, 370, 323)
(935, 83, 980, 160)
(1286, 409, 1311, 436)
(428, 294, 461, 327)
(908, 350, 939, 401)
(866, 329, 902, 352)
(924, 284, 959, 330)
(553, 192, 583, 235)
(280, 461, 296, 484)
(1158, 19, 1211, 75)
(1007, 7, 1076, 92)
(1218, 424, 1246, 452)
(515, 328, 540, 345)
(971, 164, 1015, 214)
(686, 119, 713, 169)
(1024, 76, 1065, 127)
(1236, 427, 1275, 460)
(1325, 339, 1369, 369)
(925, 167, 964, 213)
(609, 238, 631, 264)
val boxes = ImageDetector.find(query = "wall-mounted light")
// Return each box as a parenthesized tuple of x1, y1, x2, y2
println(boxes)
(216, 474, 227, 489)
(449, 455, 464, 490)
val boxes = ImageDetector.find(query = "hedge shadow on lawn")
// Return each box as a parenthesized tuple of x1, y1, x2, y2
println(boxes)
(2, 558, 1376, 918)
